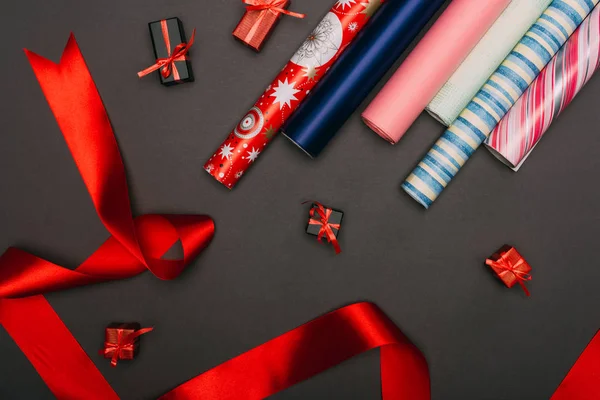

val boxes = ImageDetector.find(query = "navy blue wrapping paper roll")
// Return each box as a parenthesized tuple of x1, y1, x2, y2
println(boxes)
(282, 0, 447, 158)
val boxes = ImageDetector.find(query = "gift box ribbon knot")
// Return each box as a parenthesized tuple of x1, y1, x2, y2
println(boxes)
(138, 20, 196, 80)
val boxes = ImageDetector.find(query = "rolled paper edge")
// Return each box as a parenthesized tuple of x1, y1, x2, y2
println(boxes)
(401, 181, 430, 209)
(362, 0, 512, 143)
(483, 142, 518, 170)
(203, 167, 234, 190)
(361, 115, 397, 145)
(424, 106, 454, 127)
(281, 130, 316, 158)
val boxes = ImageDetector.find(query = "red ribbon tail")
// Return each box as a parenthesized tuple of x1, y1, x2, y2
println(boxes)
(332, 240, 342, 255)
(519, 281, 531, 297)
(138, 62, 164, 78)
(110, 352, 120, 368)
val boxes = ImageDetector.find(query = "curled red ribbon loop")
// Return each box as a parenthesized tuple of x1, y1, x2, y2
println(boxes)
(101, 327, 154, 367)
(138, 23, 196, 79)
(486, 247, 531, 296)
(0, 34, 215, 301)
(0, 34, 214, 399)
(243, 0, 306, 19)
(308, 202, 342, 254)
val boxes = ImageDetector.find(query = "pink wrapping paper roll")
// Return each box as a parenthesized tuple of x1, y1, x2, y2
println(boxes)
(485, 5, 600, 170)
(362, 0, 511, 144)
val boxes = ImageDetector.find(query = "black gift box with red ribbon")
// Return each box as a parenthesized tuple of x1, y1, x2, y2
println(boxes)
(148, 17, 194, 86)
(306, 203, 343, 239)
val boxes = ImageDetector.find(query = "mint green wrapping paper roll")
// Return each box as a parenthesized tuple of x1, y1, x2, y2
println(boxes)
(403, 0, 600, 208)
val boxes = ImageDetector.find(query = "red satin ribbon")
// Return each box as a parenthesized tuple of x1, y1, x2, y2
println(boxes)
(243, 0, 306, 19)
(0, 34, 213, 399)
(486, 246, 531, 296)
(551, 330, 600, 400)
(2, 33, 595, 400)
(308, 202, 342, 254)
(138, 21, 196, 80)
(160, 302, 430, 399)
(101, 327, 154, 367)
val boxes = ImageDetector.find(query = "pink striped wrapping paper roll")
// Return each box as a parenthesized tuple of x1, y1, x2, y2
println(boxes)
(362, 0, 511, 144)
(485, 4, 600, 171)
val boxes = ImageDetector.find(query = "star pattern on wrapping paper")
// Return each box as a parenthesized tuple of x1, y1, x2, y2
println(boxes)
(360, 0, 382, 17)
(270, 78, 300, 110)
(245, 147, 260, 163)
(335, 0, 357, 10)
(302, 65, 319, 81)
(263, 125, 277, 140)
(219, 144, 234, 160)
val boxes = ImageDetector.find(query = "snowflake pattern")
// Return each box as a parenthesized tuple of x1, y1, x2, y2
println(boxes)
(293, 16, 339, 65)
(348, 22, 358, 32)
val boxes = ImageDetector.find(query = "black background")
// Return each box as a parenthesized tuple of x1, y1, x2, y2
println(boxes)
(1, 0, 599, 399)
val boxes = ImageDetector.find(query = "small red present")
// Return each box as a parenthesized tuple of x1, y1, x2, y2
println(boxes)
(233, 0, 305, 52)
(100, 323, 153, 367)
(486, 245, 532, 296)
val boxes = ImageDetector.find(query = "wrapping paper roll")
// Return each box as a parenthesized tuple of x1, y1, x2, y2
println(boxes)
(402, 0, 600, 209)
(486, 5, 600, 171)
(426, 0, 553, 126)
(362, 0, 512, 144)
(204, 1, 384, 189)
(281, 0, 447, 158)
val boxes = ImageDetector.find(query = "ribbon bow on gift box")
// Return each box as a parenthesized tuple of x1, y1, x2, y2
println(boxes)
(486, 246, 532, 296)
(138, 22, 196, 79)
(238, 0, 305, 49)
(308, 202, 342, 254)
(100, 327, 154, 367)
(243, 0, 306, 18)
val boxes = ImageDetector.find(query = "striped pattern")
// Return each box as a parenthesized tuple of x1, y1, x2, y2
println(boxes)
(426, 0, 552, 126)
(486, 5, 600, 170)
(403, 0, 599, 208)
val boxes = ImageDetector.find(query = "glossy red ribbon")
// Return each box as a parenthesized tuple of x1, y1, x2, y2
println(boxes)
(308, 202, 342, 254)
(160, 302, 430, 399)
(0, 34, 213, 399)
(551, 330, 600, 399)
(486, 246, 531, 296)
(243, 0, 306, 19)
(101, 327, 154, 367)
(138, 21, 196, 80)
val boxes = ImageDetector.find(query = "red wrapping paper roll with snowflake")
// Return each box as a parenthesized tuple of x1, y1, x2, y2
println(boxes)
(204, 0, 384, 188)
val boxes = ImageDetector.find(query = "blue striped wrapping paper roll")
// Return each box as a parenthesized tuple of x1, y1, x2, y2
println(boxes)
(402, 0, 600, 209)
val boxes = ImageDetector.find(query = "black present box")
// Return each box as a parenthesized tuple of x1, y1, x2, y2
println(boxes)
(148, 17, 194, 86)
(306, 203, 343, 240)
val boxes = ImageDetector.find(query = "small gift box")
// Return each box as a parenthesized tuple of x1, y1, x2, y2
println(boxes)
(100, 323, 153, 367)
(140, 17, 194, 86)
(233, 0, 305, 52)
(306, 202, 343, 254)
(486, 245, 532, 296)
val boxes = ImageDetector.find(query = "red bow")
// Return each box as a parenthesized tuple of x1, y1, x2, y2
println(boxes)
(243, 0, 306, 19)
(138, 21, 196, 80)
(486, 246, 532, 296)
(101, 327, 154, 367)
(308, 202, 342, 254)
